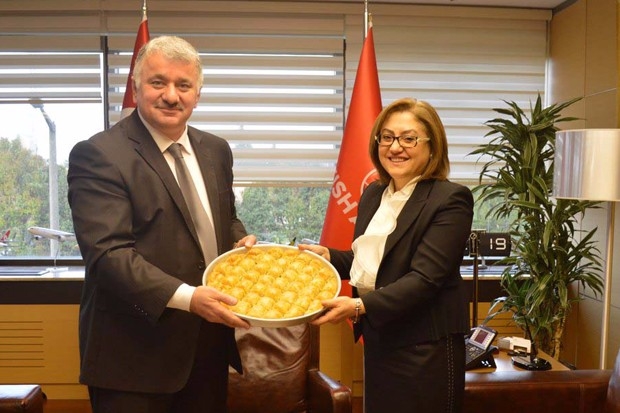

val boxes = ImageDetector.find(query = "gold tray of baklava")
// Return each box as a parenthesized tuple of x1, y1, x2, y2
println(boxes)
(203, 244, 341, 327)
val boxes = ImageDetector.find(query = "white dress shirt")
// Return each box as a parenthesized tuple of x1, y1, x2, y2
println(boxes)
(350, 176, 420, 296)
(138, 112, 213, 311)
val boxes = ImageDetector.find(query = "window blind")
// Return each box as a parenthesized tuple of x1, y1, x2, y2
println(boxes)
(345, 5, 551, 183)
(107, 32, 344, 184)
(0, 35, 101, 104)
(0, 1, 551, 185)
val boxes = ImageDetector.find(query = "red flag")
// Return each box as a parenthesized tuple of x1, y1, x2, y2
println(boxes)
(121, 7, 150, 119)
(321, 24, 382, 297)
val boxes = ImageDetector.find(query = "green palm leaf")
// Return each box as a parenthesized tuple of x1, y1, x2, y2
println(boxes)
(470, 94, 602, 359)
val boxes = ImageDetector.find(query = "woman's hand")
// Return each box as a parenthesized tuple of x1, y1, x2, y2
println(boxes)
(310, 296, 364, 326)
(298, 243, 330, 261)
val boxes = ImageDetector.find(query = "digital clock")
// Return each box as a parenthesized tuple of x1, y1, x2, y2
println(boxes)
(468, 232, 511, 257)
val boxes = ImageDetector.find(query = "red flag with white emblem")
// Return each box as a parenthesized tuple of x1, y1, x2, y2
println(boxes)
(320, 23, 382, 297)
(120, 2, 150, 119)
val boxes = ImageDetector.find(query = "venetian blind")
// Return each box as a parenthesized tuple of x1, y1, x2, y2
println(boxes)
(345, 5, 551, 183)
(107, 31, 344, 184)
(0, 1, 551, 184)
(0, 35, 101, 104)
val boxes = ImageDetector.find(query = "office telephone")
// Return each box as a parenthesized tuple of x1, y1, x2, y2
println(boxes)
(465, 325, 497, 370)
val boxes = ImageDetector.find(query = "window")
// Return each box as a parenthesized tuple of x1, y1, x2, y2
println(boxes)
(0, 39, 103, 259)
(0, 2, 551, 259)
(235, 186, 330, 244)
(0, 102, 102, 259)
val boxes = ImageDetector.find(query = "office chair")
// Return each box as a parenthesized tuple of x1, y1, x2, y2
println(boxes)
(228, 323, 352, 413)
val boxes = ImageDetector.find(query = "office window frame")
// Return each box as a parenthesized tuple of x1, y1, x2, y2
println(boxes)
(0, 2, 551, 263)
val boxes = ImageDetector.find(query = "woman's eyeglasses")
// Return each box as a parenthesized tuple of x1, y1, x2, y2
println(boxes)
(375, 134, 430, 148)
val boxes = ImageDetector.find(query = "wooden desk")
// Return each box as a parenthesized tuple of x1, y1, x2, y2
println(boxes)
(468, 349, 569, 373)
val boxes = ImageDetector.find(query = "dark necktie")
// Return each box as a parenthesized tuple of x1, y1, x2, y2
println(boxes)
(167, 142, 218, 263)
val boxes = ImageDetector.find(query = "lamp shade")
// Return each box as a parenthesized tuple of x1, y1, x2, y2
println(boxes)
(554, 129, 620, 201)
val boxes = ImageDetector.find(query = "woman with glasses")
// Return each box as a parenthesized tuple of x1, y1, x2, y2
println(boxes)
(300, 97, 474, 413)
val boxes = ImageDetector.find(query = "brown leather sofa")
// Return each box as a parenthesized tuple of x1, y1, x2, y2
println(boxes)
(464, 350, 620, 413)
(229, 322, 620, 413)
(228, 323, 352, 413)
(0, 384, 44, 413)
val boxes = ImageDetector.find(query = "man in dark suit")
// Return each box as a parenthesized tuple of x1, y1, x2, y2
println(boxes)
(67, 35, 254, 413)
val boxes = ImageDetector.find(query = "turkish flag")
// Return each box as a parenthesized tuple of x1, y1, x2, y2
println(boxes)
(321, 25, 382, 297)
(121, 12, 150, 119)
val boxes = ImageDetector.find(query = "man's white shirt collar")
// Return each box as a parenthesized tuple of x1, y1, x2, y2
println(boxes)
(137, 110, 191, 154)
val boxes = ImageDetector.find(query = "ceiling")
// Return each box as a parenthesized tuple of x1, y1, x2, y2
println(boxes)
(308, 0, 569, 9)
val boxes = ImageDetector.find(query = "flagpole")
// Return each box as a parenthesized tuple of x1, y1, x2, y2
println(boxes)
(319, 0, 381, 253)
(142, 0, 147, 20)
(101, 36, 110, 129)
(364, 0, 369, 36)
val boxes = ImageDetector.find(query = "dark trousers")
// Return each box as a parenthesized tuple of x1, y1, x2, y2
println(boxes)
(89, 321, 229, 413)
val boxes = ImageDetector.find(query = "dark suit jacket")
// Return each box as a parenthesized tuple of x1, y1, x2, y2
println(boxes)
(67, 111, 247, 393)
(329, 179, 474, 350)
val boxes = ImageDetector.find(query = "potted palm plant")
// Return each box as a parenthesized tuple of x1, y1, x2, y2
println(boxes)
(469, 94, 604, 360)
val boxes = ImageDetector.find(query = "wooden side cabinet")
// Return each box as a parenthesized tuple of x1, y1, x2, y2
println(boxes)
(0, 271, 510, 400)
(0, 304, 88, 399)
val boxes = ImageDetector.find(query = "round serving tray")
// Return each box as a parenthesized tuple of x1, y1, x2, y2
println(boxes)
(203, 244, 341, 327)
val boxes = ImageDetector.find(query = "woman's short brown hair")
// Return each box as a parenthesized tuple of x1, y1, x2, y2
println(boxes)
(369, 98, 450, 185)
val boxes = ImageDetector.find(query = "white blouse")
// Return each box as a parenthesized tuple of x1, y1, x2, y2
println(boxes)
(349, 176, 420, 296)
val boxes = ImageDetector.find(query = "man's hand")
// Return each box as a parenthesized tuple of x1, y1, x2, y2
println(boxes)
(234, 234, 257, 249)
(189, 285, 250, 329)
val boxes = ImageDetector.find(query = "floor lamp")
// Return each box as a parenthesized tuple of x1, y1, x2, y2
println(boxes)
(553, 129, 620, 369)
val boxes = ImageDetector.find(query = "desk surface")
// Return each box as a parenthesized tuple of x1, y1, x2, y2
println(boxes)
(0, 265, 507, 305)
(0, 266, 501, 282)
(468, 349, 569, 373)
(0, 266, 84, 281)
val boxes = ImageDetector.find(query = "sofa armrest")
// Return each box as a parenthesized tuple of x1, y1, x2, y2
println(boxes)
(465, 370, 612, 413)
(0, 384, 45, 413)
(307, 369, 352, 413)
